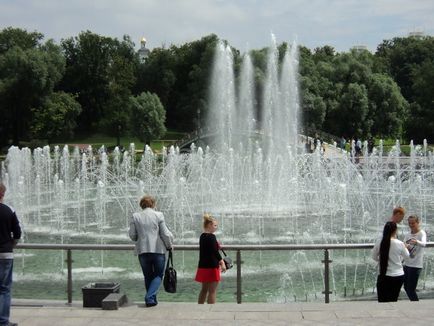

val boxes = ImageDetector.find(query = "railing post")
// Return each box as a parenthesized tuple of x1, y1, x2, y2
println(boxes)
(322, 249, 332, 303)
(66, 249, 73, 304)
(236, 250, 242, 304)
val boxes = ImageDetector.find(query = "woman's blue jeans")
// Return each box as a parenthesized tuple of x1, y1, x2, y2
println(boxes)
(138, 253, 165, 305)
(404, 265, 422, 301)
(0, 259, 13, 325)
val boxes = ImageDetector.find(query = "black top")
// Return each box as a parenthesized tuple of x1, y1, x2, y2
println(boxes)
(0, 203, 21, 253)
(198, 233, 222, 268)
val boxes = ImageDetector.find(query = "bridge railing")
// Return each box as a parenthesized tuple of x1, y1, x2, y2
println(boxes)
(15, 242, 434, 304)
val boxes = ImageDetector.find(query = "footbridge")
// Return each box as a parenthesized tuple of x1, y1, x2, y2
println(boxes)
(172, 127, 336, 153)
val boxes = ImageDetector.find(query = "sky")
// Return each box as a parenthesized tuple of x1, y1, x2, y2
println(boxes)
(1, 0, 433, 53)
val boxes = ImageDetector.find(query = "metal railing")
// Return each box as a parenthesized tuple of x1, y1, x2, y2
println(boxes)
(16, 242, 434, 304)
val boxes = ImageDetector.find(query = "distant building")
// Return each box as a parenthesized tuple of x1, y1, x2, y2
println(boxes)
(351, 45, 368, 53)
(138, 37, 150, 62)
(408, 31, 425, 39)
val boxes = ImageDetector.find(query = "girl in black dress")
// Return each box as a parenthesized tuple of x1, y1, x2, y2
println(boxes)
(195, 214, 226, 304)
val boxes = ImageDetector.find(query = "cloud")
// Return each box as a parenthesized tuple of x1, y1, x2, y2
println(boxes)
(0, 0, 433, 52)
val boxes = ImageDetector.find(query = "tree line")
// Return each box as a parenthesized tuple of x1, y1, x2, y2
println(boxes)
(1, 27, 433, 150)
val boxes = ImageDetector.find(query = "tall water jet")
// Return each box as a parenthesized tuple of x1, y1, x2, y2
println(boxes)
(207, 41, 237, 151)
(261, 34, 282, 159)
(236, 51, 255, 150)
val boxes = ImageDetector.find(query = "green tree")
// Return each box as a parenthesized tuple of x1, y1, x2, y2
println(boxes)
(0, 28, 66, 145)
(101, 36, 139, 137)
(368, 73, 408, 138)
(376, 36, 434, 141)
(406, 59, 434, 141)
(31, 92, 82, 141)
(60, 31, 139, 132)
(129, 92, 166, 144)
(137, 34, 218, 131)
(0, 27, 43, 54)
(339, 83, 370, 137)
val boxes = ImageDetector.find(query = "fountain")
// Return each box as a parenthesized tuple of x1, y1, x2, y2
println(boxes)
(2, 36, 434, 302)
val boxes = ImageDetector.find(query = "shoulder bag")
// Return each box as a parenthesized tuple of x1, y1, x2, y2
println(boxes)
(163, 250, 177, 293)
(221, 248, 233, 269)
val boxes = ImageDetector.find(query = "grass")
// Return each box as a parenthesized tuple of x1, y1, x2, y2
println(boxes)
(376, 139, 433, 156)
(52, 131, 186, 152)
(2, 133, 432, 158)
(342, 139, 433, 156)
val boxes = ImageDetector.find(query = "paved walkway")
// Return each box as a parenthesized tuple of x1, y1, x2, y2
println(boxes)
(10, 299, 434, 325)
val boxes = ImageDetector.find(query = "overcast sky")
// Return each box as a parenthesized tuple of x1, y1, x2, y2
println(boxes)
(1, 0, 433, 52)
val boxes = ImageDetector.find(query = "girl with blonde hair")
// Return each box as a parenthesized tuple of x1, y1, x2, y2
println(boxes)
(194, 214, 226, 304)
(403, 215, 427, 301)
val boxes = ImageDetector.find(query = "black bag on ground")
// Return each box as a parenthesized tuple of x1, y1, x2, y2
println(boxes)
(221, 248, 233, 269)
(163, 250, 177, 293)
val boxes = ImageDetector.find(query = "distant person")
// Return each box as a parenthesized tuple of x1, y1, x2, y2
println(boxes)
(372, 221, 409, 302)
(368, 137, 375, 154)
(355, 138, 362, 156)
(0, 183, 22, 326)
(304, 136, 312, 153)
(305, 140, 312, 153)
(314, 133, 321, 151)
(339, 136, 346, 150)
(403, 215, 427, 301)
(129, 195, 173, 307)
(195, 214, 226, 304)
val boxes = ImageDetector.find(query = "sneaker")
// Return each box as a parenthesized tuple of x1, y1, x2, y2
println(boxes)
(145, 302, 157, 307)
(8, 322, 18, 326)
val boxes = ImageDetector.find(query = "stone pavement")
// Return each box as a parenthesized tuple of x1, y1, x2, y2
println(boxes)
(10, 299, 434, 325)
(11, 300, 434, 326)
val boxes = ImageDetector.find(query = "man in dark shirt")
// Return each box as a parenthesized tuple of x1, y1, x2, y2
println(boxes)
(0, 183, 21, 326)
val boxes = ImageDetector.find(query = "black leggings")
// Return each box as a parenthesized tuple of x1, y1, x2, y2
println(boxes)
(376, 274, 404, 302)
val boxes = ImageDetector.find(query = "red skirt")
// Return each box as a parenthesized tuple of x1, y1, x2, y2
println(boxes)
(195, 268, 221, 282)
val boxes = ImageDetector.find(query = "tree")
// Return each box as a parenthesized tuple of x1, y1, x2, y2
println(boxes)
(0, 28, 65, 145)
(375, 36, 434, 141)
(299, 46, 334, 132)
(406, 59, 434, 142)
(368, 73, 408, 138)
(101, 36, 139, 137)
(129, 92, 166, 144)
(60, 31, 139, 132)
(137, 34, 218, 131)
(31, 92, 82, 141)
(339, 83, 369, 137)
(0, 27, 43, 54)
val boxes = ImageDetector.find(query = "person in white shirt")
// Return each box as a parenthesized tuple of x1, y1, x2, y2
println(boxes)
(403, 215, 427, 301)
(372, 221, 410, 302)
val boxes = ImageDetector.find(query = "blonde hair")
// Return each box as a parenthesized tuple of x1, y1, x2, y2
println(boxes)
(139, 195, 155, 209)
(203, 213, 215, 229)
(408, 215, 420, 223)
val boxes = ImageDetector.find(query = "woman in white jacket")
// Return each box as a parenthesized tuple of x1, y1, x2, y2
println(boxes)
(129, 195, 174, 307)
(372, 221, 410, 302)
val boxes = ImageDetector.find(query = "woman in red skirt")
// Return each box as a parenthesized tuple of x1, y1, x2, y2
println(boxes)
(195, 214, 226, 304)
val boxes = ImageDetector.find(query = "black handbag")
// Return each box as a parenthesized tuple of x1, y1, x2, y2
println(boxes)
(221, 248, 233, 269)
(163, 250, 177, 293)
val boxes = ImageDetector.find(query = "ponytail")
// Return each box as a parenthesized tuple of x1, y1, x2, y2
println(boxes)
(379, 221, 397, 276)
(202, 213, 215, 229)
